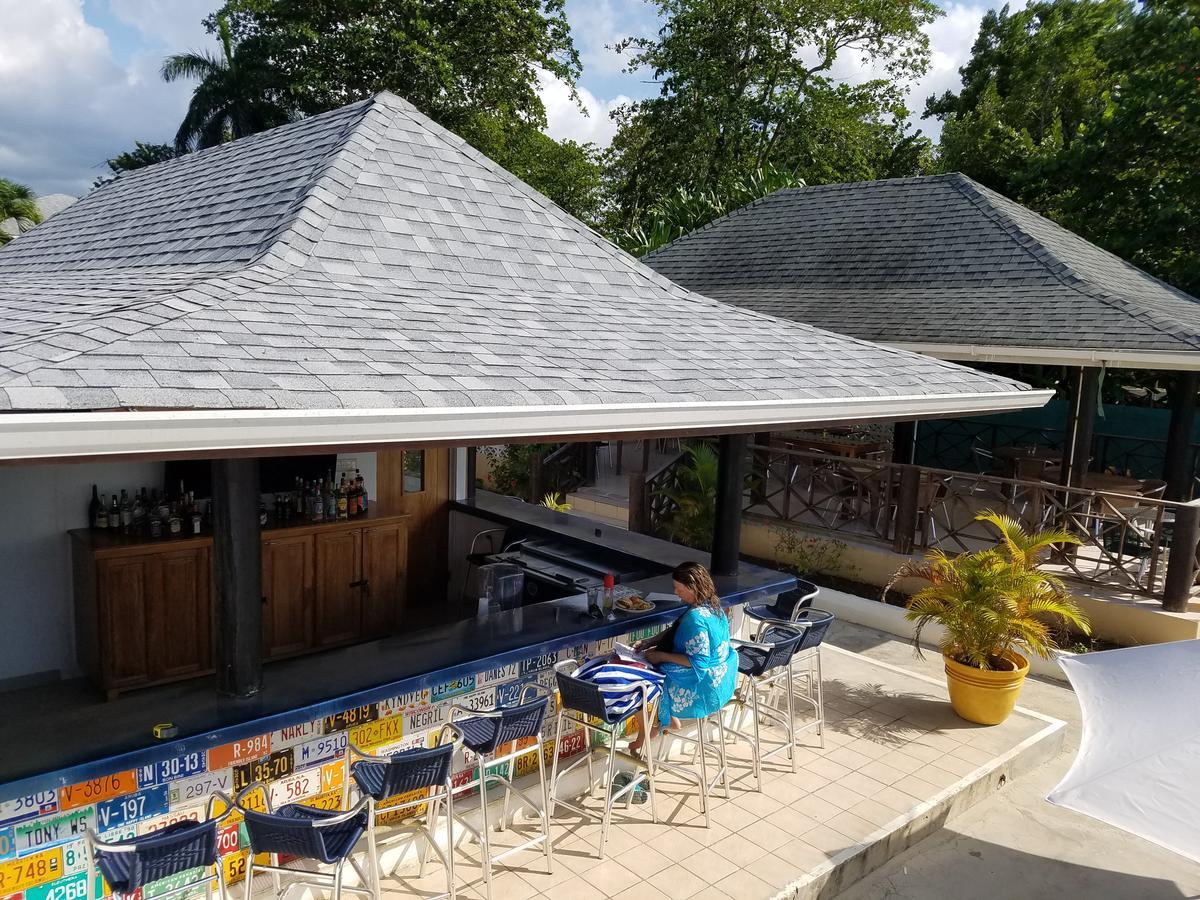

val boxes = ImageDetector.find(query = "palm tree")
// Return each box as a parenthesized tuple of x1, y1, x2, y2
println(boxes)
(161, 16, 294, 153)
(0, 178, 42, 245)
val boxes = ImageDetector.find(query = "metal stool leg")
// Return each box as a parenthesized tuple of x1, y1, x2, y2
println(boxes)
(749, 681, 763, 792)
(598, 726, 619, 859)
(696, 720, 711, 828)
(715, 712, 731, 800)
(477, 754, 494, 900)
(536, 735, 553, 873)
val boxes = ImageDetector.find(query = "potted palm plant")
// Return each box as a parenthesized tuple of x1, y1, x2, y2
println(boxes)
(886, 511, 1089, 725)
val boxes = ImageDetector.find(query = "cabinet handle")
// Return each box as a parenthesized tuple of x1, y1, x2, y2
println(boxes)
(349, 580, 368, 589)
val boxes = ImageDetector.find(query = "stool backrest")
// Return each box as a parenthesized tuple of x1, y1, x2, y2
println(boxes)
(93, 819, 218, 893)
(555, 669, 610, 721)
(352, 742, 455, 802)
(756, 624, 806, 672)
(242, 807, 366, 865)
(793, 608, 834, 651)
(494, 695, 549, 745)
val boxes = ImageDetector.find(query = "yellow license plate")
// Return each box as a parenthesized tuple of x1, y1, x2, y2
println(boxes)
(348, 717, 403, 750)
(0, 848, 65, 893)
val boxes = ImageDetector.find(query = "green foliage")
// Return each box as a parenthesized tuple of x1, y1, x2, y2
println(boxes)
(540, 492, 572, 511)
(94, 142, 180, 187)
(622, 164, 805, 255)
(483, 444, 555, 502)
(887, 511, 1090, 671)
(603, 0, 939, 235)
(208, 0, 600, 222)
(928, 0, 1200, 296)
(0, 178, 41, 245)
(772, 527, 853, 579)
(162, 14, 295, 152)
(657, 443, 720, 551)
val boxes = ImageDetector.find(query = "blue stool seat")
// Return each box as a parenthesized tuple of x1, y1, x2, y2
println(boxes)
(744, 580, 818, 629)
(243, 804, 368, 866)
(352, 743, 455, 802)
(456, 697, 548, 754)
(95, 819, 218, 894)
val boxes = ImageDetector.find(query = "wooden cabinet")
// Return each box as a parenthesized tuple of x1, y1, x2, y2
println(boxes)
(72, 511, 409, 694)
(262, 534, 313, 659)
(75, 542, 212, 698)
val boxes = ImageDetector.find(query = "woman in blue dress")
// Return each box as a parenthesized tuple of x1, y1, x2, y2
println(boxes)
(628, 561, 738, 753)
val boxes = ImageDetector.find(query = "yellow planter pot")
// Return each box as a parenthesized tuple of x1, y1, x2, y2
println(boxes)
(943, 651, 1029, 726)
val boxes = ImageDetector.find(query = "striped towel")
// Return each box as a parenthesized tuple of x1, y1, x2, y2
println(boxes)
(576, 657, 665, 720)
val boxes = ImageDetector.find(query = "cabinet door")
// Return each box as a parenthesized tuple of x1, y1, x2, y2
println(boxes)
(314, 529, 362, 647)
(97, 556, 151, 689)
(148, 547, 212, 680)
(262, 535, 314, 659)
(361, 523, 407, 636)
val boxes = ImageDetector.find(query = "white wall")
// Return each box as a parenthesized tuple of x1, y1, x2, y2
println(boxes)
(0, 460, 164, 683)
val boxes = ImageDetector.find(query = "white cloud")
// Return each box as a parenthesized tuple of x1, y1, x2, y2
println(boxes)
(108, 0, 216, 50)
(567, 0, 654, 78)
(538, 70, 629, 147)
(0, 0, 196, 195)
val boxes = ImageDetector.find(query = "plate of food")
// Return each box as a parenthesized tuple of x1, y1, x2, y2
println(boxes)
(615, 594, 655, 613)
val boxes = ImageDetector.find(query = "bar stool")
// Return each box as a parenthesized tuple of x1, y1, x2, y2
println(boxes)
(789, 608, 835, 748)
(743, 578, 818, 639)
(653, 707, 731, 829)
(548, 658, 660, 858)
(86, 792, 231, 900)
(347, 724, 462, 899)
(727, 622, 806, 791)
(235, 783, 376, 900)
(449, 687, 552, 900)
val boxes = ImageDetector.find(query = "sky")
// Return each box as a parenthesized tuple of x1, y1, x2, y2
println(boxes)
(0, 0, 1004, 198)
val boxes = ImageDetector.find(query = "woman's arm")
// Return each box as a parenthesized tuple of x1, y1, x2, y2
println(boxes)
(643, 649, 692, 668)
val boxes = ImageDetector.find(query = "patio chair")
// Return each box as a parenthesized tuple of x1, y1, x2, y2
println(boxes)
(348, 725, 462, 899)
(86, 792, 231, 900)
(548, 658, 660, 859)
(727, 621, 806, 791)
(449, 686, 552, 900)
(236, 784, 375, 900)
(787, 608, 835, 749)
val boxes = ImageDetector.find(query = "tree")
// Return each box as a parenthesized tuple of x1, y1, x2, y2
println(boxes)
(206, 1, 601, 222)
(94, 142, 180, 187)
(161, 14, 294, 152)
(0, 178, 42, 245)
(603, 0, 940, 234)
(927, 0, 1200, 297)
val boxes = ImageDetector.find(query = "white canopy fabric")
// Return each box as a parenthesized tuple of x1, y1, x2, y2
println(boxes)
(1048, 639, 1200, 863)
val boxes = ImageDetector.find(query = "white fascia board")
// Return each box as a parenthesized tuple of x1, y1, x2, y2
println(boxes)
(890, 342, 1200, 372)
(0, 389, 1054, 463)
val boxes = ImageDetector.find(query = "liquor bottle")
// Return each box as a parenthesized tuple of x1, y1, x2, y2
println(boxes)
(308, 481, 323, 523)
(323, 475, 337, 521)
(294, 477, 304, 518)
(97, 493, 109, 529)
(118, 490, 132, 534)
(89, 485, 101, 529)
(133, 489, 146, 534)
(349, 473, 360, 517)
(110, 494, 120, 530)
(337, 473, 349, 520)
(357, 469, 368, 513)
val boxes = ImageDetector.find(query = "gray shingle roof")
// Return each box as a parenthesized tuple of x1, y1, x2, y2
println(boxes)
(0, 96, 1034, 415)
(643, 173, 1200, 358)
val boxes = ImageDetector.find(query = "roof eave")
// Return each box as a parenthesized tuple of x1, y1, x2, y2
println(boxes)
(0, 390, 1053, 464)
(889, 342, 1200, 372)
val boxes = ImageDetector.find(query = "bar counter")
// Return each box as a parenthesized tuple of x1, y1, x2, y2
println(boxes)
(0, 500, 792, 799)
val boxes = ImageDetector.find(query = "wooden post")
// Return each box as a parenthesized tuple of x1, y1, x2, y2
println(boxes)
(641, 439, 652, 473)
(712, 433, 747, 576)
(465, 447, 477, 502)
(893, 466, 921, 555)
(583, 441, 597, 487)
(530, 450, 544, 502)
(1059, 367, 1100, 488)
(212, 457, 263, 698)
(892, 421, 917, 465)
(1163, 372, 1198, 501)
(1163, 501, 1200, 611)
(628, 471, 649, 534)
(751, 431, 771, 505)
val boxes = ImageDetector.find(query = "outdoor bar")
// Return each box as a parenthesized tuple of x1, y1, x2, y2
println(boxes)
(0, 92, 1051, 898)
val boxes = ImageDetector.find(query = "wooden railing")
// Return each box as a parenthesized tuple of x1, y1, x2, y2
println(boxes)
(532, 442, 591, 500)
(628, 449, 687, 536)
(746, 443, 1200, 608)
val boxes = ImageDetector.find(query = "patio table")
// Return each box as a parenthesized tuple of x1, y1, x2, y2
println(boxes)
(775, 431, 886, 459)
(994, 445, 1061, 480)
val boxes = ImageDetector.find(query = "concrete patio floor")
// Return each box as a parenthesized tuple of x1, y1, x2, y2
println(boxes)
(370, 624, 1067, 899)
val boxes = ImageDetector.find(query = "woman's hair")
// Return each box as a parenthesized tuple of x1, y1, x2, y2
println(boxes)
(672, 561, 720, 612)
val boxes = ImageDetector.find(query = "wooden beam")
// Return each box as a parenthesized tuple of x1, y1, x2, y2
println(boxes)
(1059, 367, 1100, 488)
(211, 457, 262, 697)
(711, 433, 747, 576)
(1163, 372, 1198, 501)
(892, 421, 917, 465)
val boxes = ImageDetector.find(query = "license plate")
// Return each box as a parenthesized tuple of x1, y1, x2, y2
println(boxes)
(304, 789, 342, 812)
(142, 867, 205, 900)
(323, 705, 377, 734)
(431, 676, 475, 703)
(0, 828, 12, 861)
(232, 749, 294, 793)
(12, 810, 93, 854)
(348, 717, 403, 751)
(59, 772, 137, 811)
(208, 734, 271, 771)
(456, 688, 495, 714)
(378, 689, 430, 717)
(405, 703, 446, 733)
(95, 786, 169, 832)
(136, 805, 204, 836)
(137, 752, 205, 788)
(169, 769, 231, 809)
(216, 825, 240, 856)
(271, 719, 321, 750)
(477, 663, 520, 688)
(23, 870, 105, 900)
(221, 851, 266, 886)
(0, 793, 58, 828)
(294, 732, 346, 769)
(266, 770, 321, 809)
(0, 847, 64, 892)
(495, 677, 536, 708)
(376, 789, 427, 825)
(520, 652, 558, 676)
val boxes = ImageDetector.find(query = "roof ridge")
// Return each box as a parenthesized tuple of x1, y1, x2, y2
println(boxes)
(947, 174, 1200, 350)
(641, 188, 790, 262)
